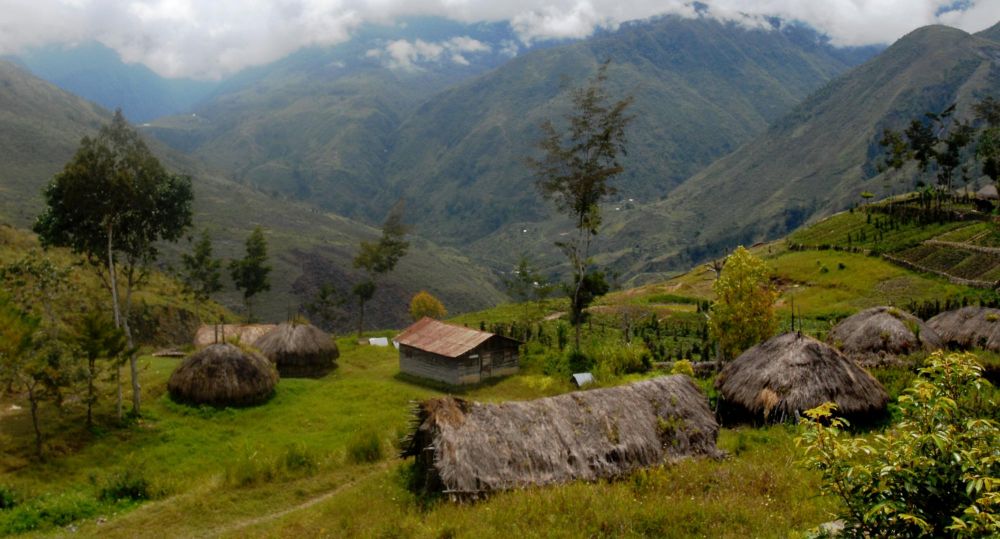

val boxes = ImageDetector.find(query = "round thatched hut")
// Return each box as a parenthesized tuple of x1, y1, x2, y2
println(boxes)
(716, 333, 888, 425)
(829, 306, 943, 367)
(927, 306, 1000, 351)
(253, 322, 339, 378)
(167, 344, 278, 407)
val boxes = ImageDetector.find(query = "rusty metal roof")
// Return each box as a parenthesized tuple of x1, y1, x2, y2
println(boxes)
(395, 318, 499, 358)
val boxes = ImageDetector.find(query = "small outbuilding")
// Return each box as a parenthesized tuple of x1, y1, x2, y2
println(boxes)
(395, 317, 520, 386)
(401, 375, 722, 497)
(167, 343, 278, 407)
(716, 333, 888, 425)
(829, 306, 942, 367)
(253, 322, 339, 378)
(927, 306, 1000, 351)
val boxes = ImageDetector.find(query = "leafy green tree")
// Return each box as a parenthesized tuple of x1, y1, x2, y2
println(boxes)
(974, 97, 1000, 190)
(230, 227, 271, 322)
(75, 312, 128, 429)
(799, 351, 1000, 538)
(304, 283, 346, 330)
(503, 256, 556, 323)
(180, 229, 223, 321)
(0, 295, 82, 460)
(352, 202, 409, 337)
(409, 290, 447, 321)
(34, 109, 193, 417)
(529, 60, 632, 350)
(708, 246, 778, 361)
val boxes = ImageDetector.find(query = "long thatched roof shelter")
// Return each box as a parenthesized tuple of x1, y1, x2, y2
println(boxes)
(167, 343, 278, 407)
(253, 322, 339, 378)
(401, 375, 722, 498)
(829, 306, 942, 367)
(927, 306, 1000, 351)
(716, 333, 888, 424)
(192, 324, 276, 348)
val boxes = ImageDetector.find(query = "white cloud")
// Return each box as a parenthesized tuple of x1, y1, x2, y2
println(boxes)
(0, 0, 995, 79)
(367, 36, 491, 70)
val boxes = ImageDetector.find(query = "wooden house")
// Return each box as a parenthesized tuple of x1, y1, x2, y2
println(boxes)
(395, 318, 520, 385)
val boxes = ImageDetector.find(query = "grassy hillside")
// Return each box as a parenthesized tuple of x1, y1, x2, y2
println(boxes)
(0, 60, 506, 329)
(589, 24, 1000, 284)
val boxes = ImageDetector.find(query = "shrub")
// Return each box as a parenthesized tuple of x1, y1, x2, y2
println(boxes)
(567, 350, 594, 373)
(0, 486, 16, 510)
(709, 247, 778, 361)
(798, 351, 1000, 538)
(99, 467, 151, 502)
(225, 448, 280, 487)
(347, 430, 383, 464)
(282, 442, 318, 475)
(670, 359, 695, 377)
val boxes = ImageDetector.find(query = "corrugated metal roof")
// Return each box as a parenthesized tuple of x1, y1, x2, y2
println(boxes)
(395, 317, 498, 358)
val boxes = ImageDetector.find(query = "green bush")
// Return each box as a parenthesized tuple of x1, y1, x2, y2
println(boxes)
(347, 430, 383, 464)
(0, 492, 102, 534)
(225, 448, 280, 487)
(0, 486, 16, 510)
(799, 351, 1000, 537)
(99, 467, 151, 502)
(670, 359, 695, 377)
(567, 350, 594, 374)
(592, 344, 650, 377)
(282, 442, 318, 475)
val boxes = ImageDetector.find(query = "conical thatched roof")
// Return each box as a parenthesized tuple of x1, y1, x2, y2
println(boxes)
(401, 375, 722, 498)
(167, 344, 278, 407)
(829, 306, 942, 367)
(927, 306, 1000, 351)
(253, 322, 339, 378)
(716, 333, 888, 424)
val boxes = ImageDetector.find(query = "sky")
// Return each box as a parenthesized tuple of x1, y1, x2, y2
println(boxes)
(1, 0, 997, 80)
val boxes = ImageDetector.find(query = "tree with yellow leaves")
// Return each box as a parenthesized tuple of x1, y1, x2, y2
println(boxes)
(708, 246, 778, 361)
(409, 290, 446, 321)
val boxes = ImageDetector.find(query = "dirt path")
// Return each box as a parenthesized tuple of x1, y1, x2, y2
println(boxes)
(202, 462, 392, 538)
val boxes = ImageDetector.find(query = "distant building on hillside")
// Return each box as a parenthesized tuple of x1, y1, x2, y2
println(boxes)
(395, 317, 520, 385)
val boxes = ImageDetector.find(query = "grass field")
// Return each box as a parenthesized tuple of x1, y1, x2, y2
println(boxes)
(1, 334, 841, 538)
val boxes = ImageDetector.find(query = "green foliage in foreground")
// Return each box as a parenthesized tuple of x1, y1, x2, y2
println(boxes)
(799, 351, 1000, 538)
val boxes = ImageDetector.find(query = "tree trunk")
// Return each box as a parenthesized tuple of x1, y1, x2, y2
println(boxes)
(116, 365, 123, 420)
(123, 265, 139, 417)
(357, 298, 365, 339)
(87, 357, 95, 429)
(106, 225, 125, 422)
(27, 384, 42, 460)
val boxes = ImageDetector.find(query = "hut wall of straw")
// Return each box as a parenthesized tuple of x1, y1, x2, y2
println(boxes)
(253, 322, 339, 378)
(716, 333, 888, 425)
(401, 375, 721, 497)
(167, 343, 278, 407)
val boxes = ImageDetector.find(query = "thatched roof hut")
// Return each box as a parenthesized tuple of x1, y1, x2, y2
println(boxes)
(253, 322, 339, 378)
(401, 375, 722, 497)
(927, 306, 1000, 351)
(829, 306, 942, 367)
(167, 344, 278, 407)
(716, 333, 888, 424)
(192, 324, 276, 348)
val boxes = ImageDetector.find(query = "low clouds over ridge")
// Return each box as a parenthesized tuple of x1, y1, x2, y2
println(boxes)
(1, 0, 997, 79)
